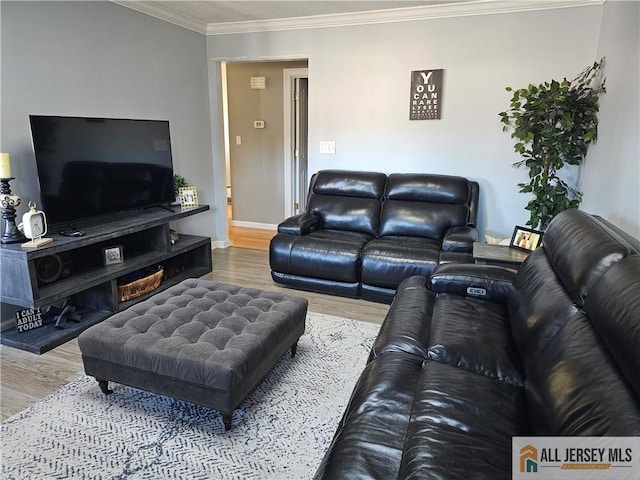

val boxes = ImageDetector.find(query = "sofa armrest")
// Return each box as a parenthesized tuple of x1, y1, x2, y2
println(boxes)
(442, 226, 478, 252)
(429, 263, 515, 303)
(277, 212, 320, 235)
(368, 276, 434, 361)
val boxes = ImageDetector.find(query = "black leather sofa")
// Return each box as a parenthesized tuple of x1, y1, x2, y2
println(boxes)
(270, 170, 479, 303)
(313, 209, 640, 479)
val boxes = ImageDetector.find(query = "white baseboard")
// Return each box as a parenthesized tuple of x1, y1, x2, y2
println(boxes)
(230, 220, 277, 230)
(211, 239, 230, 249)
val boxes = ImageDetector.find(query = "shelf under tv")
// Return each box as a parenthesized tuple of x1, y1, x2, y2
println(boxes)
(0, 205, 212, 353)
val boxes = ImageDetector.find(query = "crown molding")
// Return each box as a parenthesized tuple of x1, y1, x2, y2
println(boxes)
(207, 0, 603, 35)
(113, 0, 604, 37)
(111, 1, 208, 34)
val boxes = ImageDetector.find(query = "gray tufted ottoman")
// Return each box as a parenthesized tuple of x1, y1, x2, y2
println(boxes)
(78, 278, 307, 430)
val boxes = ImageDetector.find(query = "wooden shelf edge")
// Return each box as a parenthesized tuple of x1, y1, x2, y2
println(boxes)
(0, 309, 111, 354)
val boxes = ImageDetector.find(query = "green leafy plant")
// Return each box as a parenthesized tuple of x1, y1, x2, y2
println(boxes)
(173, 174, 189, 197)
(499, 58, 606, 230)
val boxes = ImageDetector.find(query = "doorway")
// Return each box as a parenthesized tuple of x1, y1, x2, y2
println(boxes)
(222, 61, 308, 242)
(284, 68, 309, 217)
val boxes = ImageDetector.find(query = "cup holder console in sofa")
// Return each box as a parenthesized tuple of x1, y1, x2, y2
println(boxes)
(269, 169, 480, 303)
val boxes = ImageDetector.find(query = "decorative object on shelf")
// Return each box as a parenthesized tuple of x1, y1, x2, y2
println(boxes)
(179, 186, 198, 208)
(15, 307, 45, 333)
(169, 229, 179, 245)
(509, 225, 543, 252)
(1, 153, 27, 244)
(162, 258, 185, 280)
(173, 174, 189, 204)
(117, 265, 164, 302)
(409, 69, 444, 120)
(499, 58, 606, 230)
(21, 201, 53, 249)
(0, 152, 11, 178)
(35, 254, 64, 285)
(103, 245, 124, 266)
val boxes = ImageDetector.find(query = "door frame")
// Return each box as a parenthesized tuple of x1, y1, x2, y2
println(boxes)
(283, 68, 309, 219)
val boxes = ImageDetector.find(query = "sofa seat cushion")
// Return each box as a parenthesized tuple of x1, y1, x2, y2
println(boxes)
(313, 353, 424, 480)
(361, 236, 441, 289)
(398, 361, 528, 480)
(526, 312, 640, 436)
(270, 229, 372, 283)
(428, 293, 524, 386)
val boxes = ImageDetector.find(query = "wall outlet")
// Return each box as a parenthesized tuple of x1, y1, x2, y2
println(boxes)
(320, 141, 336, 154)
(235, 136, 242, 145)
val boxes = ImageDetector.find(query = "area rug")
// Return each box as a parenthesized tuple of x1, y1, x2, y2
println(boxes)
(1, 312, 381, 480)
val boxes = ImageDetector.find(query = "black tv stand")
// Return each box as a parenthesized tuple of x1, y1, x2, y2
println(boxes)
(149, 203, 175, 213)
(0, 204, 212, 353)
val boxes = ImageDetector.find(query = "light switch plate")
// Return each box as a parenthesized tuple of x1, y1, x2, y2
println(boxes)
(320, 141, 336, 154)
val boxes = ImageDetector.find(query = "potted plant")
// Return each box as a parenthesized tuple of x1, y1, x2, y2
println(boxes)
(499, 58, 606, 230)
(173, 174, 188, 202)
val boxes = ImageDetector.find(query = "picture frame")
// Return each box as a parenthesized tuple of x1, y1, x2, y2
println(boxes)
(179, 186, 198, 208)
(510, 226, 543, 252)
(103, 245, 124, 266)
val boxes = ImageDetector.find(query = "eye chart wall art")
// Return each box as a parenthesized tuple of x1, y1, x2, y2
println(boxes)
(410, 69, 444, 120)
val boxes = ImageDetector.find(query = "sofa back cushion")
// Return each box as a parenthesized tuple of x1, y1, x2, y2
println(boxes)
(514, 210, 640, 435)
(379, 174, 477, 240)
(508, 249, 582, 374)
(585, 255, 640, 398)
(543, 209, 639, 307)
(307, 170, 387, 236)
(524, 312, 640, 435)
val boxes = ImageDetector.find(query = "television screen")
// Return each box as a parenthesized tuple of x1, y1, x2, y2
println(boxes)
(29, 115, 175, 227)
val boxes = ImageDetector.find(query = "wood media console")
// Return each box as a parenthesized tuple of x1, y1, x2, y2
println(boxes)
(0, 205, 212, 353)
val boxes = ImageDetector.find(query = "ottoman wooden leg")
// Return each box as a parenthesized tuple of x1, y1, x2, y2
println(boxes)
(97, 379, 113, 395)
(222, 413, 233, 431)
(291, 341, 298, 358)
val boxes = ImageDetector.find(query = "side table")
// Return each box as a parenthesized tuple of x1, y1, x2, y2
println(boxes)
(472, 242, 530, 270)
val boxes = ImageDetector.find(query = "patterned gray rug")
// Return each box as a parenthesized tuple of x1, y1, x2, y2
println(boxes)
(1, 312, 380, 480)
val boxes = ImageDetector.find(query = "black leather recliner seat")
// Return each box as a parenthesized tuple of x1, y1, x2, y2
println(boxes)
(270, 170, 479, 303)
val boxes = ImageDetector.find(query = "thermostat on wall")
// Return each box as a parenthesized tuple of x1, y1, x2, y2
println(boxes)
(254, 120, 265, 129)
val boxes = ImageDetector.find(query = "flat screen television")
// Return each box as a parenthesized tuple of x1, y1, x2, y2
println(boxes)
(29, 115, 175, 227)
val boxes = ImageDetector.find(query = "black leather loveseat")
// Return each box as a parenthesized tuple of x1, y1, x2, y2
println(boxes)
(270, 170, 479, 303)
(314, 209, 640, 479)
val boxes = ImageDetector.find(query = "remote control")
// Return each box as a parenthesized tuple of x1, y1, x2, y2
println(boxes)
(58, 228, 86, 237)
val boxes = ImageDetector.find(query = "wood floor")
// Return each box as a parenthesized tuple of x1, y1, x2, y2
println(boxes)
(0, 228, 390, 421)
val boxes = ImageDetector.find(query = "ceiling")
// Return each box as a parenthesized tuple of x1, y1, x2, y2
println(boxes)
(113, 0, 479, 34)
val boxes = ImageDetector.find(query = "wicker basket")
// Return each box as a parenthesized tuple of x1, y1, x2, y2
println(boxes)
(118, 266, 163, 302)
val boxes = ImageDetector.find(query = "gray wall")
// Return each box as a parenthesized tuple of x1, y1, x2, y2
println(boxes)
(581, 0, 639, 237)
(206, 1, 639, 239)
(1, 1, 214, 238)
(1, 1, 637, 245)
(226, 61, 307, 226)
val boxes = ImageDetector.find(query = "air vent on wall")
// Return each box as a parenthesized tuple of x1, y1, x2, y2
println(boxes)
(250, 77, 266, 89)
